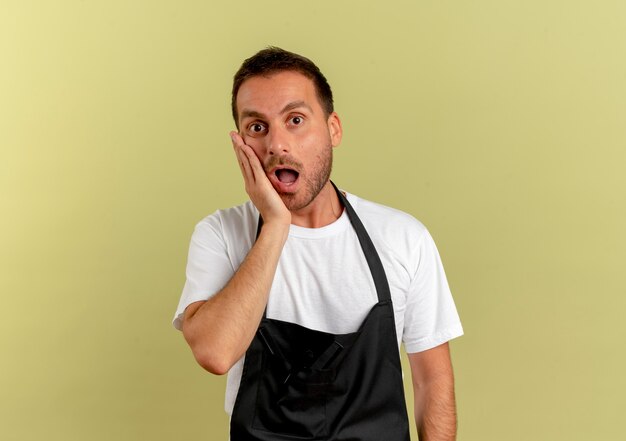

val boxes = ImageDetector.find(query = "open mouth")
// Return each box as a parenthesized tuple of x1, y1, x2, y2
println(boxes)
(274, 168, 299, 184)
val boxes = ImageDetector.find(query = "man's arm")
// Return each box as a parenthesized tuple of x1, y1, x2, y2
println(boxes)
(408, 342, 457, 441)
(181, 132, 290, 375)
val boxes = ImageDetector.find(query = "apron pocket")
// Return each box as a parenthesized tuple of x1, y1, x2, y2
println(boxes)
(252, 354, 331, 439)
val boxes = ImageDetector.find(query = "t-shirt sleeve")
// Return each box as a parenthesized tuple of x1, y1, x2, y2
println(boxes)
(402, 228, 463, 353)
(172, 214, 235, 330)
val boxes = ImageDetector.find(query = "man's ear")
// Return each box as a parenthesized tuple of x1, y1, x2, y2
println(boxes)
(328, 112, 343, 148)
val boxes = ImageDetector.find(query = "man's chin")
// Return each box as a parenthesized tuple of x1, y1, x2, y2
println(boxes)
(279, 193, 309, 212)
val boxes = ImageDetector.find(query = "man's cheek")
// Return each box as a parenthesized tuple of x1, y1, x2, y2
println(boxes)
(239, 131, 251, 145)
(241, 135, 264, 157)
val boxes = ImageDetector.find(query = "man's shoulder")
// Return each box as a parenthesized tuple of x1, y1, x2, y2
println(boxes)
(347, 192, 434, 267)
(348, 192, 428, 236)
(193, 200, 259, 238)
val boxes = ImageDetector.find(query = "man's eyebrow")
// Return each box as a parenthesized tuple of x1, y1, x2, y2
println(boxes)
(239, 101, 313, 122)
(280, 101, 313, 114)
(240, 109, 266, 120)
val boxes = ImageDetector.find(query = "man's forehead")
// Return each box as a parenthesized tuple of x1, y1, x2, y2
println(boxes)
(236, 71, 318, 113)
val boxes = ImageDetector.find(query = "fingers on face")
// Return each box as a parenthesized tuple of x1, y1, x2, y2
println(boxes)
(231, 134, 250, 177)
(231, 132, 263, 183)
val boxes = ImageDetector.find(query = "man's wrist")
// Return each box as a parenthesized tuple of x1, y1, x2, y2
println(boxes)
(259, 220, 290, 243)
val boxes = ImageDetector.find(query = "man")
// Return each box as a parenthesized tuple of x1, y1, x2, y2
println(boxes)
(173, 47, 463, 441)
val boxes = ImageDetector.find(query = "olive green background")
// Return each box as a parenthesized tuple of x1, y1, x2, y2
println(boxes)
(2, 1, 625, 440)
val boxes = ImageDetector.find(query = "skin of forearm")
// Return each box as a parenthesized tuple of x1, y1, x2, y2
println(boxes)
(182, 221, 289, 375)
(414, 374, 457, 441)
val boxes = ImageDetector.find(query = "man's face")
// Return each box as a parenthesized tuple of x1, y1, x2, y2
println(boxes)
(236, 70, 342, 212)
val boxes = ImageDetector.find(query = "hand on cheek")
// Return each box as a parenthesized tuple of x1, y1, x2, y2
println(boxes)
(229, 131, 291, 226)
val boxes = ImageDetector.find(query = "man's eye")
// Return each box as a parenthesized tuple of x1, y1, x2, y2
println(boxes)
(291, 116, 303, 125)
(250, 123, 265, 133)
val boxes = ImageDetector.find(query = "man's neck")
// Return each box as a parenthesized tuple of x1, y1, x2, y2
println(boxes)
(289, 182, 344, 228)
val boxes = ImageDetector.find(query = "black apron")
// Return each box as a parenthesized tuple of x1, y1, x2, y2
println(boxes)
(230, 183, 410, 441)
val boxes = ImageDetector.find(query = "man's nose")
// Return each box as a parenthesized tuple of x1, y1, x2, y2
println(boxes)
(267, 127, 290, 155)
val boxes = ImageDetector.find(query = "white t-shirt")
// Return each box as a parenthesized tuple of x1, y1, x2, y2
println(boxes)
(173, 192, 463, 415)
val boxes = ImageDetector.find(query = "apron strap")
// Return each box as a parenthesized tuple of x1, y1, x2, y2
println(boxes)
(331, 181, 392, 303)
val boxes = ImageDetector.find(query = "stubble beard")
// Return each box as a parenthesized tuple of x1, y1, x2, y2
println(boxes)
(279, 144, 333, 212)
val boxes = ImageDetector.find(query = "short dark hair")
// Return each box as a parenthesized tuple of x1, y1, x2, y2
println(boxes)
(231, 47, 334, 127)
